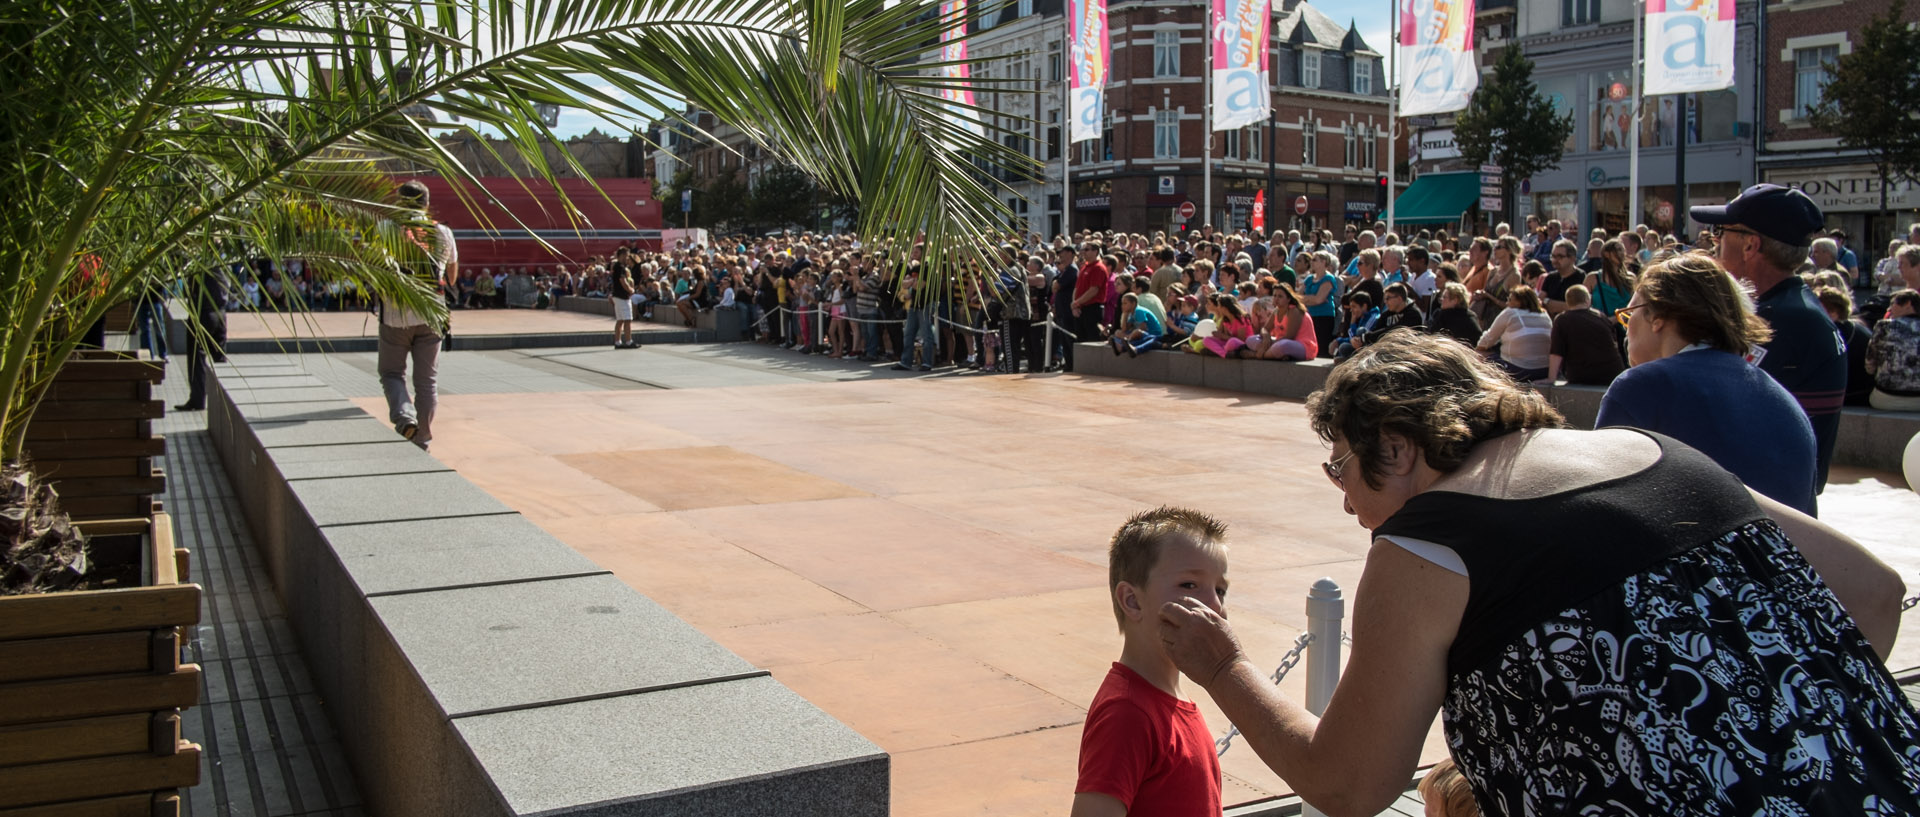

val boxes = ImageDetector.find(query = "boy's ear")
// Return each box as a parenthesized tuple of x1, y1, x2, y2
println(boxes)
(1115, 581, 1143, 621)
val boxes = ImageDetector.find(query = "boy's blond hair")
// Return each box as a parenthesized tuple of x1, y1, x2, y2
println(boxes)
(1417, 759, 1479, 817)
(1107, 506, 1228, 629)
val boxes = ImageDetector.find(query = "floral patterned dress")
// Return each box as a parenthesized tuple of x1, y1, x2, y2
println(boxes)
(1375, 431, 1920, 816)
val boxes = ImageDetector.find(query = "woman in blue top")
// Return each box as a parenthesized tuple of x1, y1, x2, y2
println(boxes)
(1597, 252, 1818, 515)
(1299, 251, 1342, 358)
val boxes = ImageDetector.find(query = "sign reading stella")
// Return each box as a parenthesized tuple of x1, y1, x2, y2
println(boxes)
(1398, 0, 1478, 117)
(1067, 0, 1109, 144)
(1644, 0, 1734, 95)
(1211, 0, 1270, 132)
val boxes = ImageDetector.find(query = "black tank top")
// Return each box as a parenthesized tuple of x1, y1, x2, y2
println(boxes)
(1374, 430, 1764, 676)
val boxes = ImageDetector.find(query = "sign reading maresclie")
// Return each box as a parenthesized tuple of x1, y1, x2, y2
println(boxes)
(1067, 0, 1110, 144)
(1211, 0, 1271, 132)
(1397, 0, 1478, 117)
(938, 1, 980, 125)
(1644, 0, 1735, 95)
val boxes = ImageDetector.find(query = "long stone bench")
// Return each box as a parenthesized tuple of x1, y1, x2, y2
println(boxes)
(204, 358, 887, 817)
(1071, 343, 1920, 474)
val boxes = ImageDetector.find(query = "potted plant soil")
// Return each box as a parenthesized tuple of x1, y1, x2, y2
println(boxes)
(0, 461, 201, 816)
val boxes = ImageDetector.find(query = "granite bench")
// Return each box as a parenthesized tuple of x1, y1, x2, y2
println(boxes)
(204, 357, 886, 817)
(1071, 343, 1920, 474)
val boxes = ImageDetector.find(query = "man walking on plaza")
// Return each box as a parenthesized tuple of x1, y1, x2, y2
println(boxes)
(379, 181, 457, 450)
(1691, 184, 1847, 507)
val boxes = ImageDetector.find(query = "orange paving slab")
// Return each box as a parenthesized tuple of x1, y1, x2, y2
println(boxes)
(421, 375, 1515, 814)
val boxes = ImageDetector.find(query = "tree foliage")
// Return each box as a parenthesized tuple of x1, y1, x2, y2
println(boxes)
(1809, 0, 1920, 212)
(0, 0, 1036, 456)
(1453, 45, 1575, 223)
(750, 165, 819, 232)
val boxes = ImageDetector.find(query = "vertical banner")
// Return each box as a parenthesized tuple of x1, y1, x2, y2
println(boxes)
(938, 0, 979, 122)
(1398, 0, 1478, 117)
(1644, 0, 1735, 94)
(1251, 190, 1266, 233)
(1068, 0, 1109, 143)
(1211, 0, 1271, 131)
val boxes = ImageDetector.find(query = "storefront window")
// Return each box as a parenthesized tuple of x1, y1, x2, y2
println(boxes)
(1588, 84, 1741, 150)
(1634, 182, 1740, 233)
(1590, 71, 1636, 153)
(1537, 75, 1580, 154)
(1535, 191, 1578, 232)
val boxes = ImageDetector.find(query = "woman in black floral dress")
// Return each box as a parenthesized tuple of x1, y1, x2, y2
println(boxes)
(1158, 331, 1918, 817)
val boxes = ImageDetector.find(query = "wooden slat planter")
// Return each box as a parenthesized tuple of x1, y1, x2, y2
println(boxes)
(0, 513, 201, 814)
(22, 351, 166, 523)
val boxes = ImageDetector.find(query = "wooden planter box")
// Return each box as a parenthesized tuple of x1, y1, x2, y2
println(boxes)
(0, 513, 200, 816)
(24, 351, 166, 522)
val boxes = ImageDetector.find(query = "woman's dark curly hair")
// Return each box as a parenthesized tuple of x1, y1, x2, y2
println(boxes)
(1306, 332, 1566, 489)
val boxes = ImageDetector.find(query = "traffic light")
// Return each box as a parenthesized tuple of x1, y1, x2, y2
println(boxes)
(1376, 175, 1389, 210)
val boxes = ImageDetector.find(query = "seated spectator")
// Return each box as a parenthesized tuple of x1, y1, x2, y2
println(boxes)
(1255, 283, 1317, 361)
(1162, 294, 1201, 347)
(1200, 294, 1254, 357)
(1546, 285, 1625, 386)
(1360, 283, 1424, 348)
(1475, 285, 1552, 381)
(1107, 292, 1164, 357)
(1816, 286, 1876, 407)
(1427, 281, 1482, 348)
(472, 269, 496, 307)
(1597, 252, 1817, 515)
(1331, 291, 1380, 363)
(1866, 289, 1920, 411)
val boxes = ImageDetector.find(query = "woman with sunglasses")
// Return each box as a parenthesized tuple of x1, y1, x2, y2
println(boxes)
(1157, 329, 1915, 817)
(1594, 251, 1818, 515)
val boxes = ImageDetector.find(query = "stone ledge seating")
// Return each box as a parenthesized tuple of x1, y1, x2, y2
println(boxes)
(202, 361, 886, 817)
(1071, 343, 1920, 475)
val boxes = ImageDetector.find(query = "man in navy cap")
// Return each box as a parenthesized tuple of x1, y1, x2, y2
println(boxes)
(1690, 184, 1846, 509)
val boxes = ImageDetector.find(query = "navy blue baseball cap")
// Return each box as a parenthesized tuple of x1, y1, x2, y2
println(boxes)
(1689, 184, 1825, 247)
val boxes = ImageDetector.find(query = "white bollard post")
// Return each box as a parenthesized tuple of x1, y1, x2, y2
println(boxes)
(1301, 578, 1345, 817)
(1042, 313, 1055, 371)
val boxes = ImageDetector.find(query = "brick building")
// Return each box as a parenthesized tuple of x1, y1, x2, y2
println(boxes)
(649, 0, 1396, 239)
(1758, 0, 1920, 262)
(1059, 0, 1397, 236)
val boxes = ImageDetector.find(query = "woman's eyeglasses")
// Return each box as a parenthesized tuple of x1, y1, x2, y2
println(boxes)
(1322, 449, 1357, 486)
(1616, 301, 1652, 327)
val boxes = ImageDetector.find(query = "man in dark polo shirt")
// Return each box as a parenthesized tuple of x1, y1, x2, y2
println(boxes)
(1691, 184, 1847, 504)
(1542, 239, 1585, 315)
(1547, 285, 1624, 385)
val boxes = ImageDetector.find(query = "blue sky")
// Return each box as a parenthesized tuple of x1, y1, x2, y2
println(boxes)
(543, 2, 1397, 139)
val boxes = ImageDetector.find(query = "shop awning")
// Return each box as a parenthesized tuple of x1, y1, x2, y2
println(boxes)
(1392, 172, 1482, 224)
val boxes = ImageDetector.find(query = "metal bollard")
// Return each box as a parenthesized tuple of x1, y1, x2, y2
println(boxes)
(1042, 314, 1054, 371)
(1302, 578, 1345, 817)
(1304, 577, 1344, 715)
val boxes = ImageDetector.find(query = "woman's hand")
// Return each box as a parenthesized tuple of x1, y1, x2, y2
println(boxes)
(1158, 598, 1247, 687)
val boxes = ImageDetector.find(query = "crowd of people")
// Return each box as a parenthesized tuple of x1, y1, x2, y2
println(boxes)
(1069, 188, 1920, 817)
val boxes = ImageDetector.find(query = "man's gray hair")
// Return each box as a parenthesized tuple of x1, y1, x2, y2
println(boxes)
(1757, 233, 1812, 274)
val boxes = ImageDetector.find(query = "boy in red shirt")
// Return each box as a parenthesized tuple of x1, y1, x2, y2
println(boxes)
(1073, 507, 1229, 816)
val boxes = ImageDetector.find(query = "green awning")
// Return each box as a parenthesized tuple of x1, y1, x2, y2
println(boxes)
(1392, 172, 1482, 224)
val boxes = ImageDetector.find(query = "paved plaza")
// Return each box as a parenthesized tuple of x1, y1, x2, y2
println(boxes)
(278, 342, 1917, 814)
(180, 337, 1920, 816)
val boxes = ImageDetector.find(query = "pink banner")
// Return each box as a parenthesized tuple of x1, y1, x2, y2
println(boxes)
(939, 0, 977, 111)
(1067, 0, 1109, 143)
